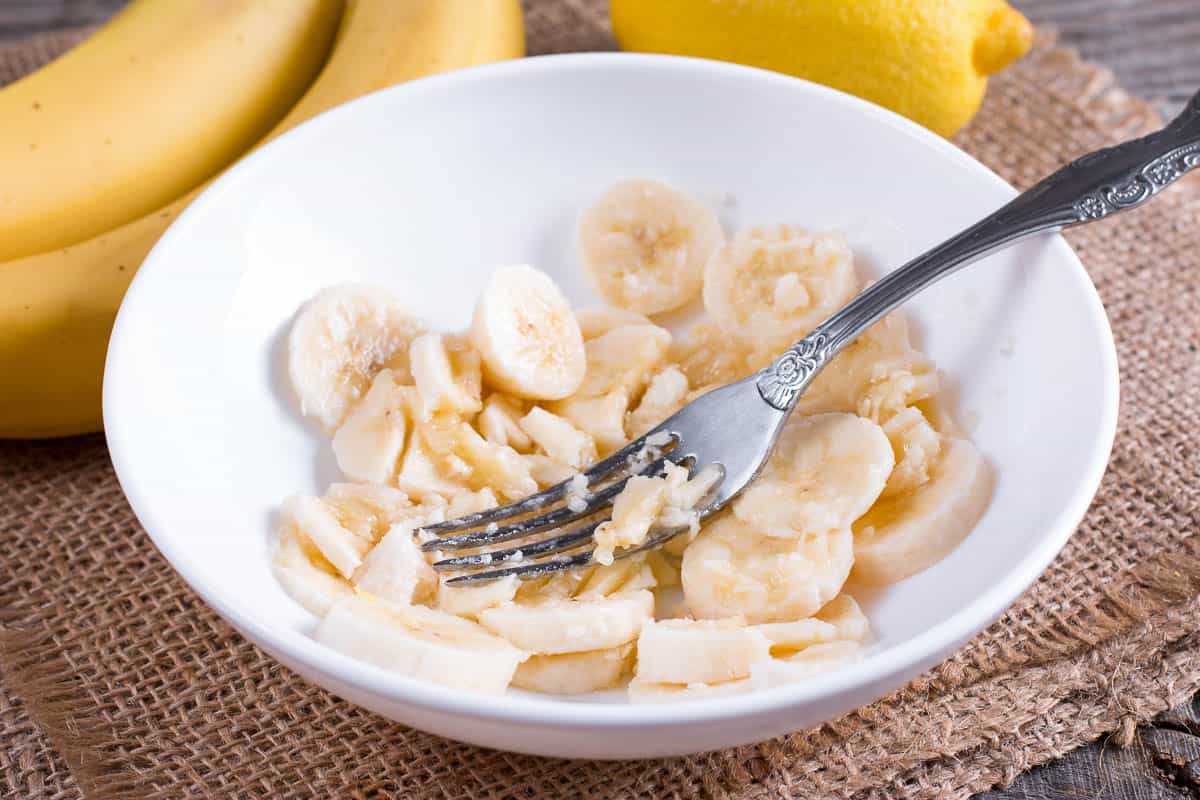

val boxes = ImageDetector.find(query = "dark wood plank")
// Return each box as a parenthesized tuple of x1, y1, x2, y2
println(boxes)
(1017, 0, 1200, 117)
(979, 698, 1200, 799)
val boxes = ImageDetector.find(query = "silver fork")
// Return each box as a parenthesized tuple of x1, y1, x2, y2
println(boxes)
(421, 89, 1200, 585)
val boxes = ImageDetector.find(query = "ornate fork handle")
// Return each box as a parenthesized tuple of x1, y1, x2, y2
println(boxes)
(758, 88, 1200, 411)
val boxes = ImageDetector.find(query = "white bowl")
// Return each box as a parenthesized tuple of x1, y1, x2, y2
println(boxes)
(103, 54, 1118, 759)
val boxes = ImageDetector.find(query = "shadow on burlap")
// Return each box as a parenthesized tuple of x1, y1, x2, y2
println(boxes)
(3, 3, 1199, 798)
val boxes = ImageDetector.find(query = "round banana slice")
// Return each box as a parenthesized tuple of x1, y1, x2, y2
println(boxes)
(703, 225, 858, 349)
(288, 283, 427, 431)
(470, 265, 586, 401)
(511, 643, 635, 694)
(852, 437, 993, 585)
(797, 312, 938, 422)
(314, 595, 526, 694)
(681, 513, 853, 624)
(578, 178, 723, 314)
(732, 413, 894, 538)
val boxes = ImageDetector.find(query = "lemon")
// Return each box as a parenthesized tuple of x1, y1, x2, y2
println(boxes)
(610, 0, 1033, 137)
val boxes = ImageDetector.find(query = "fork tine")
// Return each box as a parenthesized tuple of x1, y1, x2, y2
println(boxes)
(443, 550, 595, 584)
(443, 521, 695, 585)
(430, 517, 606, 570)
(417, 432, 678, 537)
(421, 455, 673, 552)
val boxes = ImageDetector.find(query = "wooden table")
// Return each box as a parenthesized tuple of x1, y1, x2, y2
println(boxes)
(2, 2, 1197, 798)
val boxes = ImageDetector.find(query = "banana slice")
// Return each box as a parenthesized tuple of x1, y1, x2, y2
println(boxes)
(548, 390, 630, 455)
(353, 519, 439, 606)
(681, 513, 853, 624)
(478, 590, 654, 654)
(282, 483, 420, 579)
(578, 178, 723, 314)
(477, 394, 533, 451)
(628, 676, 753, 703)
(281, 494, 372, 579)
(670, 320, 757, 389)
(411, 416, 538, 501)
(271, 529, 353, 616)
(646, 551, 682, 589)
(288, 284, 427, 430)
(437, 574, 519, 618)
(446, 488, 499, 518)
(626, 366, 689, 438)
(409, 333, 483, 419)
(797, 312, 938, 423)
(576, 556, 657, 598)
(512, 643, 635, 694)
(852, 438, 992, 585)
(454, 424, 540, 500)
(331, 368, 408, 484)
(470, 265, 586, 401)
(323, 482, 414, 537)
(752, 595, 870, 656)
(816, 594, 871, 641)
(519, 407, 598, 469)
(732, 413, 894, 538)
(577, 324, 672, 398)
(703, 225, 858, 350)
(749, 641, 863, 689)
(315, 595, 526, 694)
(635, 617, 771, 685)
(515, 570, 589, 604)
(879, 406, 942, 499)
(512, 556, 655, 607)
(525, 454, 578, 488)
(575, 307, 653, 340)
(395, 434, 469, 501)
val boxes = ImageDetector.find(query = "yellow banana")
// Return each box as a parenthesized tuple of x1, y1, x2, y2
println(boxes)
(0, 0, 343, 261)
(0, 0, 525, 438)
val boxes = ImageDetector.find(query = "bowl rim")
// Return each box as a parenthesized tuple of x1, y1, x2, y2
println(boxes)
(103, 51, 1120, 728)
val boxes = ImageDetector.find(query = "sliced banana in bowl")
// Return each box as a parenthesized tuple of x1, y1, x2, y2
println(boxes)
(578, 178, 723, 314)
(265, 174, 999, 710)
(732, 413, 895, 539)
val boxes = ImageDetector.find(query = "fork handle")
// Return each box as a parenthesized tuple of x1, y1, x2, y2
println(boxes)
(757, 88, 1200, 411)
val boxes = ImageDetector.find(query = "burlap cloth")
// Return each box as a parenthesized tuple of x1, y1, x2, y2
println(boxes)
(3, 3, 1200, 799)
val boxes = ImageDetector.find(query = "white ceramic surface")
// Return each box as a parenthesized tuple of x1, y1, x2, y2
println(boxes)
(103, 54, 1118, 759)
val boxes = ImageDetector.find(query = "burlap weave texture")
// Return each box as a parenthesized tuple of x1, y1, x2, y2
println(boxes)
(2, 3, 1199, 798)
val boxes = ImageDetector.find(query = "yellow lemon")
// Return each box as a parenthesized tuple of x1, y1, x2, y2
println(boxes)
(610, 0, 1033, 137)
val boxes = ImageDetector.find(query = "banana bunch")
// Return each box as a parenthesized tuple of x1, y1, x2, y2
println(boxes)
(0, 0, 525, 438)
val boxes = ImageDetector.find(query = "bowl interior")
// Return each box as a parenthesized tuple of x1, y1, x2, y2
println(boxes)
(105, 55, 1116, 723)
